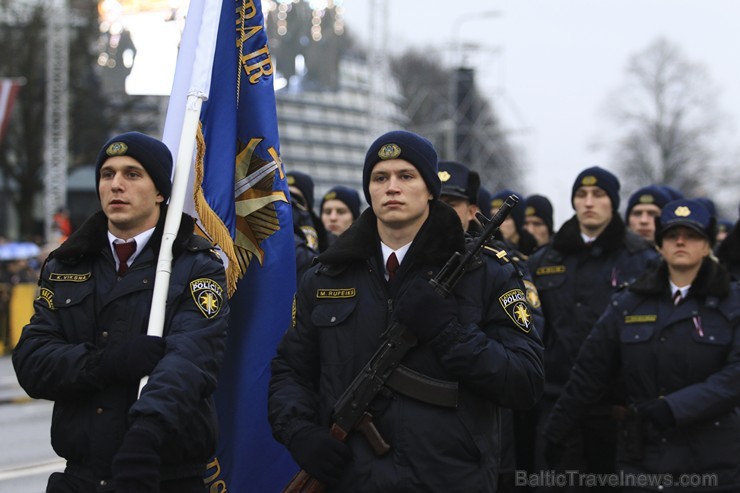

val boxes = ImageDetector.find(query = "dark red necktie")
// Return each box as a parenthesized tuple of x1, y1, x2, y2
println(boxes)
(673, 290, 683, 306)
(114, 241, 136, 276)
(386, 252, 399, 282)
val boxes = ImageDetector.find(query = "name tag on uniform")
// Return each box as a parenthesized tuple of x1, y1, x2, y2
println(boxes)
(624, 315, 657, 323)
(535, 265, 565, 276)
(49, 272, 91, 282)
(316, 288, 356, 299)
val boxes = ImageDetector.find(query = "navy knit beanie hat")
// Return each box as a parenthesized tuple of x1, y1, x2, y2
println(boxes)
(320, 185, 362, 220)
(95, 132, 173, 201)
(571, 166, 620, 211)
(286, 170, 315, 211)
(491, 188, 524, 228)
(524, 194, 554, 233)
(625, 185, 671, 220)
(362, 130, 440, 204)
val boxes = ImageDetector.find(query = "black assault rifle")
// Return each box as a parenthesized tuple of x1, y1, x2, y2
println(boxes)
(282, 195, 519, 493)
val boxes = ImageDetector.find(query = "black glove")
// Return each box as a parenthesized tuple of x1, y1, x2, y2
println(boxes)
(638, 398, 675, 430)
(543, 438, 567, 469)
(394, 275, 458, 344)
(112, 420, 163, 493)
(289, 426, 352, 486)
(100, 335, 165, 382)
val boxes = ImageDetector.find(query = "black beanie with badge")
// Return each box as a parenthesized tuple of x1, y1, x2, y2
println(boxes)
(362, 130, 440, 204)
(571, 166, 620, 211)
(320, 185, 362, 220)
(95, 132, 173, 201)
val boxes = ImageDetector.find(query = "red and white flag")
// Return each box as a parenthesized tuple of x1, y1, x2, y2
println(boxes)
(0, 78, 23, 144)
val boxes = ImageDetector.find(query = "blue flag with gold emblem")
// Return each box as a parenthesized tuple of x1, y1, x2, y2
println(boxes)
(162, 0, 298, 490)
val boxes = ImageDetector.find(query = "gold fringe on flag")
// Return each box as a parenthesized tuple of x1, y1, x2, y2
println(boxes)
(193, 125, 241, 296)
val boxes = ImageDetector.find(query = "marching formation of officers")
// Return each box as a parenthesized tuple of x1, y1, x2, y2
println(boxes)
(275, 130, 740, 492)
(12, 128, 739, 493)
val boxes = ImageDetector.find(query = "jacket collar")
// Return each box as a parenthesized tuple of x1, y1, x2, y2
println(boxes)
(317, 200, 466, 268)
(552, 214, 627, 255)
(629, 257, 730, 299)
(51, 206, 195, 264)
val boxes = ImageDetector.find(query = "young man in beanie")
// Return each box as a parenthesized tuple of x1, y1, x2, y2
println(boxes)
(523, 194, 555, 249)
(544, 199, 740, 492)
(287, 170, 329, 280)
(527, 165, 658, 490)
(269, 130, 544, 492)
(625, 184, 671, 246)
(13, 132, 229, 493)
(490, 189, 539, 257)
(320, 185, 362, 239)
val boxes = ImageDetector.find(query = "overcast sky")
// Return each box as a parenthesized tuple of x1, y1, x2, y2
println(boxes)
(340, 0, 740, 225)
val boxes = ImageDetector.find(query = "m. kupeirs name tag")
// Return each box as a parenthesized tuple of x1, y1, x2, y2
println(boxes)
(535, 265, 566, 276)
(49, 272, 91, 282)
(316, 288, 356, 299)
(624, 315, 657, 323)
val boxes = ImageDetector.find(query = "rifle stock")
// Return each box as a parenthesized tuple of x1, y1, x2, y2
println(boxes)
(282, 195, 519, 492)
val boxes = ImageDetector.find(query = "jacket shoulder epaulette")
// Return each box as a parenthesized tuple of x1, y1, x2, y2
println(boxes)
(481, 245, 511, 265)
(185, 234, 216, 252)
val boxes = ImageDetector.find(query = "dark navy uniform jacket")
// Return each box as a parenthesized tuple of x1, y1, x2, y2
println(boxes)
(13, 210, 229, 484)
(545, 259, 740, 491)
(268, 201, 544, 493)
(717, 221, 740, 281)
(527, 215, 658, 397)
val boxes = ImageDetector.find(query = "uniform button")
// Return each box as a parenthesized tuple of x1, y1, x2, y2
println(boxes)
(634, 335, 640, 340)
(659, 337, 666, 342)
(66, 299, 72, 304)
(96, 407, 103, 414)
(330, 316, 336, 323)
(661, 437, 667, 443)
(715, 421, 721, 426)
(143, 279, 149, 284)
(101, 331, 108, 338)
(575, 302, 582, 308)
(657, 486, 663, 491)
(100, 480, 107, 486)
(709, 335, 715, 341)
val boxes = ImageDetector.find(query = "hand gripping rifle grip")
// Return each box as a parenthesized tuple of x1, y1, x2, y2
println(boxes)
(281, 424, 348, 493)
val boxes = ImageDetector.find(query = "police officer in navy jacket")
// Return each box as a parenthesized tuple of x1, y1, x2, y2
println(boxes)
(13, 132, 229, 493)
(527, 166, 658, 488)
(269, 131, 544, 492)
(544, 199, 740, 492)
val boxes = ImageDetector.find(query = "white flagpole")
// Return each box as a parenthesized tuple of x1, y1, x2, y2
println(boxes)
(139, 0, 221, 396)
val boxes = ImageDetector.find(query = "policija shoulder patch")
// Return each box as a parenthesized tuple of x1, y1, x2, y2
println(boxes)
(37, 288, 54, 309)
(499, 289, 533, 333)
(523, 280, 541, 309)
(190, 278, 224, 318)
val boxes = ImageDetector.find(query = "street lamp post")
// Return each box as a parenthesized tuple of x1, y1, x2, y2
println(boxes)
(448, 10, 501, 163)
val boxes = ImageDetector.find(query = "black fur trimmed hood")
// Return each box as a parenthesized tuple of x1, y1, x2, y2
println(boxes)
(552, 214, 648, 255)
(50, 206, 196, 264)
(629, 257, 731, 300)
(317, 200, 465, 268)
